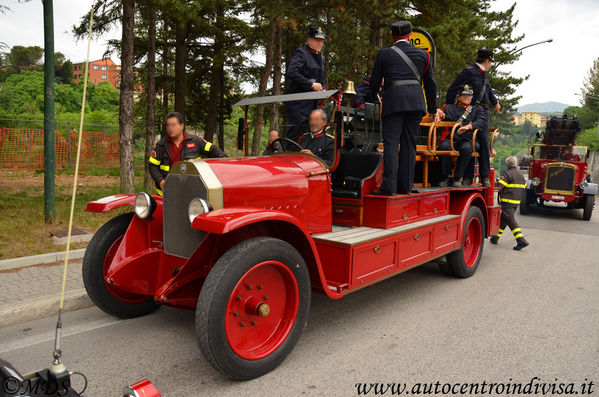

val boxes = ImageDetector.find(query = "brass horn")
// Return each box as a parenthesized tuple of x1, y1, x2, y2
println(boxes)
(343, 80, 357, 96)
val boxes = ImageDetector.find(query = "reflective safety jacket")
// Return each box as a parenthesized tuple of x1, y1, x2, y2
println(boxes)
(498, 166, 526, 206)
(148, 134, 226, 195)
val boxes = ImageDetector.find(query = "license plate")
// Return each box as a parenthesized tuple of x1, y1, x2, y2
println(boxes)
(551, 195, 565, 200)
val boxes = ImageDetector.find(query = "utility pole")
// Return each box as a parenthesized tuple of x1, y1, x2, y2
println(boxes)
(43, 0, 55, 223)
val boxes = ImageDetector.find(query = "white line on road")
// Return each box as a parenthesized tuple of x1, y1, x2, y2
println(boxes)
(0, 317, 126, 354)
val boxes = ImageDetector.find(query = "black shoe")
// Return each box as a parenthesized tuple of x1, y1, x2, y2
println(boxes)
(513, 239, 529, 251)
(371, 190, 396, 197)
(490, 236, 499, 244)
(452, 179, 463, 187)
(481, 177, 491, 187)
(463, 178, 473, 186)
(438, 177, 451, 187)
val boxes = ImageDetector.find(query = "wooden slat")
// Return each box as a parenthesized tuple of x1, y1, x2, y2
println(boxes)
(313, 214, 460, 246)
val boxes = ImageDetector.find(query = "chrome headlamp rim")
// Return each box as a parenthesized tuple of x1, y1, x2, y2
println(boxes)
(134, 192, 155, 219)
(532, 177, 541, 186)
(188, 198, 213, 224)
(580, 180, 588, 189)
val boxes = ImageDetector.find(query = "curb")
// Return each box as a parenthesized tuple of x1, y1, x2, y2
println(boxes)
(0, 249, 87, 272)
(0, 288, 93, 328)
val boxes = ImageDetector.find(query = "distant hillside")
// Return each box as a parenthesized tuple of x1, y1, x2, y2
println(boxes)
(517, 102, 571, 113)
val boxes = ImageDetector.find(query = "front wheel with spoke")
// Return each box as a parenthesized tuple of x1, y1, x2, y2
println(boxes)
(196, 237, 311, 380)
(445, 206, 485, 278)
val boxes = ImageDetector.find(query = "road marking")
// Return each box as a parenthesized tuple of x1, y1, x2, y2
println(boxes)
(0, 318, 126, 354)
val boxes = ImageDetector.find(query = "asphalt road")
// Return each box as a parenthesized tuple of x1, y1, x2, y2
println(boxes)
(1, 206, 597, 396)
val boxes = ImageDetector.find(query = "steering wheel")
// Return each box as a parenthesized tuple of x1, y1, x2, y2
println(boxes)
(271, 137, 304, 152)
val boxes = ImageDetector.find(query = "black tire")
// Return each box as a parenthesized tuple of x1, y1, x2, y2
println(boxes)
(583, 194, 594, 221)
(519, 191, 529, 215)
(82, 212, 159, 318)
(196, 237, 311, 380)
(438, 261, 455, 277)
(446, 206, 485, 278)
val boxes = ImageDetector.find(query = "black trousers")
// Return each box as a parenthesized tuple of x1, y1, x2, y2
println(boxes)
(497, 204, 525, 240)
(438, 139, 477, 179)
(477, 106, 490, 178)
(381, 111, 422, 194)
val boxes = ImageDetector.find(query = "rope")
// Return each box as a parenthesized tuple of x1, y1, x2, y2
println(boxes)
(52, 6, 94, 368)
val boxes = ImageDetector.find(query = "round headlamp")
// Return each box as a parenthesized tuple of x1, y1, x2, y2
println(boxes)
(134, 192, 156, 219)
(188, 198, 213, 224)
(532, 177, 540, 187)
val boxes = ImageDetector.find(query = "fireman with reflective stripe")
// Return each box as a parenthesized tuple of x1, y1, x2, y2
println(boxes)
(490, 156, 529, 250)
(149, 112, 227, 195)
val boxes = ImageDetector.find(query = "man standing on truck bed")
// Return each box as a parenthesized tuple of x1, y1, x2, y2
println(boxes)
(148, 112, 227, 195)
(369, 20, 442, 196)
(446, 48, 500, 187)
(285, 26, 326, 142)
(490, 156, 529, 250)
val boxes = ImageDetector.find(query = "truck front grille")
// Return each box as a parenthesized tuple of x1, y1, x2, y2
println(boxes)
(544, 164, 575, 194)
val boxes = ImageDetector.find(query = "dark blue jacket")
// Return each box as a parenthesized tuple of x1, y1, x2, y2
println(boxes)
(442, 103, 488, 143)
(297, 131, 335, 166)
(353, 76, 380, 107)
(445, 64, 498, 107)
(285, 45, 325, 124)
(369, 41, 437, 117)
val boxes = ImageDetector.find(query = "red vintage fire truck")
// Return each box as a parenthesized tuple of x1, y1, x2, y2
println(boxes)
(520, 115, 597, 220)
(82, 89, 500, 380)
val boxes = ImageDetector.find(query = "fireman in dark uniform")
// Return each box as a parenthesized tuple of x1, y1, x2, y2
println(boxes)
(353, 76, 381, 109)
(285, 26, 326, 142)
(369, 21, 442, 195)
(446, 48, 500, 187)
(148, 112, 227, 195)
(437, 84, 488, 187)
(490, 156, 529, 250)
(297, 109, 335, 166)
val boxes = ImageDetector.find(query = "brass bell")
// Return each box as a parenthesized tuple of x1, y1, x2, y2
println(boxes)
(343, 80, 357, 96)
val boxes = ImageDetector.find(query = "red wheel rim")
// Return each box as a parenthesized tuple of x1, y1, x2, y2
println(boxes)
(103, 236, 150, 303)
(224, 261, 299, 360)
(463, 217, 482, 268)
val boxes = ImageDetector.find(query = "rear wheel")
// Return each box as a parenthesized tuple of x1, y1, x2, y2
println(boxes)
(196, 237, 311, 380)
(583, 194, 594, 221)
(82, 212, 159, 318)
(445, 206, 485, 278)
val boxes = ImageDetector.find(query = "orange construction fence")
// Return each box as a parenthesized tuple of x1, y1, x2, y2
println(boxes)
(0, 128, 120, 170)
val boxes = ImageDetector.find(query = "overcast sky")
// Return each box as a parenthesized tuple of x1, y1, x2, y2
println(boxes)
(1, 0, 598, 107)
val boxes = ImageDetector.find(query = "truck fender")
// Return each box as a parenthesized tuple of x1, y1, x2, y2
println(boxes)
(583, 183, 599, 195)
(85, 193, 162, 213)
(191, 207, 343, 299)
(451, 192, 488, 238)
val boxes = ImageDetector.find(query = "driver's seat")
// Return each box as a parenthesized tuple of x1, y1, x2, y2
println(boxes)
(331, 152, 383, 199)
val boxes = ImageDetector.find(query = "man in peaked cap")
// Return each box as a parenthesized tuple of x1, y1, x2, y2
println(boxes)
(437, 84, 488, 187)
(369, 21, 442, 195)
(446, 48, 501, 187)
(285, 25, 327, 142)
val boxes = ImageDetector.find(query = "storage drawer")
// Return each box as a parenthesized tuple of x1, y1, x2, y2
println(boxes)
(352, 239, 397, 285)
(388, 197, 420, 225)
(433, 221, 459, 254)
(420, 193, 449, 217)
(398, 227, 432, 268)
(332, 204, 362, 226)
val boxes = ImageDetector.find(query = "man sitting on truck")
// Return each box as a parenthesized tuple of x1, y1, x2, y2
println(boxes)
(148, 112, 227, 195)
(437, 84, 487, 187)
(297, 109, 335, 167)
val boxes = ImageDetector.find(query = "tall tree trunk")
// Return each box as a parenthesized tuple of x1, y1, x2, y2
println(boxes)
(174, 21, 188, 117)
(270, 19, 283, 131)
(119, 0, 135, 193)
(323, 8, 331, 86)
(205, 4, 224, 143)
(218, 63, 225, 149)
(161, 20, 169, 138)
(251, 18, 276, 156)
(144, 1, 156, 191)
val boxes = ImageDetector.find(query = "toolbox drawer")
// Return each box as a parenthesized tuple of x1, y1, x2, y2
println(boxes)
(352, 239, 397, 285)
(433, 220, 459, 254)
(398, 227, 432, 268)
(332, 204, 362, 226)
(420, 193, 449, 217)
